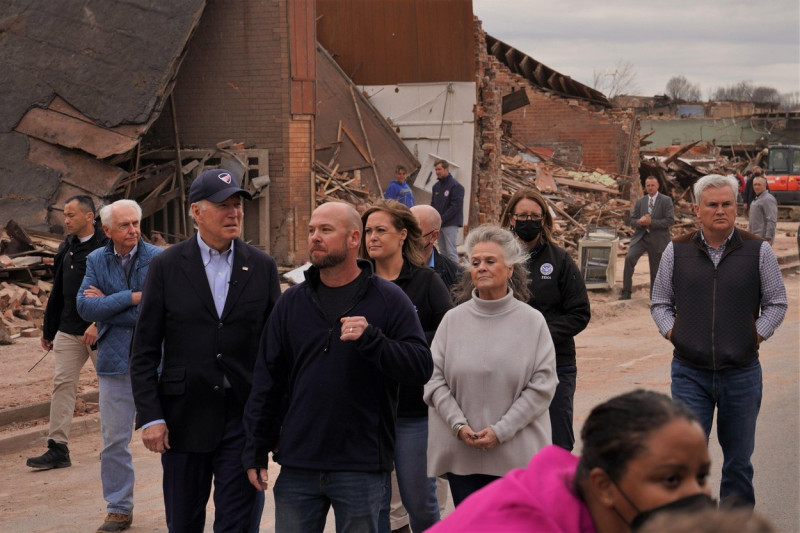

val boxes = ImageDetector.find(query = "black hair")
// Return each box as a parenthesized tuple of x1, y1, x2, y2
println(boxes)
(65, 195, 97, 216)
(576, 390, 699, 483)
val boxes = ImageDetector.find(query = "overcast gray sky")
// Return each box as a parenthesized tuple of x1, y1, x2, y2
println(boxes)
(473, 0, 799, 99)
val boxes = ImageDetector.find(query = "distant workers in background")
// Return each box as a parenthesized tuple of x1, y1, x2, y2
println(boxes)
(748, 176, 778, 245)
(27, 196, 107, 470)
(430, 160, 464, 263)
(384, 165, 416, 208)
(620, 176, 675, 300)
(743, 166, 763, 213)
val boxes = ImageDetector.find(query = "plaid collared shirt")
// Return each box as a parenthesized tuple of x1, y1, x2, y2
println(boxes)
(651, 229, 787, 340)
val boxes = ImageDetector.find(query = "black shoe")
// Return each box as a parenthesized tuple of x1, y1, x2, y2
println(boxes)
(26, 439, 71, 469)
(96, 512, 133, 532)
(618, 291, 631, 300)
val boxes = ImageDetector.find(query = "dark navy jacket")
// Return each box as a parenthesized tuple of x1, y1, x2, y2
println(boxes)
(431, 174, 465, 227)
(242, 260, 432, 473)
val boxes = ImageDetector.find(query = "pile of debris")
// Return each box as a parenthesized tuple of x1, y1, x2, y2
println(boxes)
(500, 135, 704, 253)
(499, 137, 630, 251)
(314, 160, 374, 208)
(0, 221, 61, 344)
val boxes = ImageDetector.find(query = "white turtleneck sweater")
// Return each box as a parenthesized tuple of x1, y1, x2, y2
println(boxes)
(424, 289, 557, 477)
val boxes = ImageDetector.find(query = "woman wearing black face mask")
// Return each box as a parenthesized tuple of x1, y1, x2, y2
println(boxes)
(501, 187, 591, 453)
(427, 390, 716, 533)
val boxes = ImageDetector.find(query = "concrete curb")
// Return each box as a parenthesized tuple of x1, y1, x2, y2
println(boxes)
(0, 412, 100, 455)
(0, 390, 98, 427)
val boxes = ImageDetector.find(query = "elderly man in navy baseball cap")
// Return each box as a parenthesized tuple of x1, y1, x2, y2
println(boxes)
(186, 169, 252, 252)
(130, 166, 281, 531)
(189, 169, 252, 204)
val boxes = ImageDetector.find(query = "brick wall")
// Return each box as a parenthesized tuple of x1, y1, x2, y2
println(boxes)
(494, 66, 639, 176)
(472, 17, 503, 225)
(147, 0, 312, 264)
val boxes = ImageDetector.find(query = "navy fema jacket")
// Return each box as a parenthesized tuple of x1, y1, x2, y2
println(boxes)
(77, 240, 162, 375)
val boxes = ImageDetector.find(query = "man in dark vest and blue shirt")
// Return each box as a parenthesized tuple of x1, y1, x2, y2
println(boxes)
(651, 174, 787, 508)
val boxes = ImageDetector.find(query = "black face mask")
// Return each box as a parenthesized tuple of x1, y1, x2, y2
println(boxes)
(512, 219, 542, 243)
(629, 492, 717, 531)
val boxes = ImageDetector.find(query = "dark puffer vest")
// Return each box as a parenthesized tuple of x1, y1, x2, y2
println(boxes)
(671, 229, 763, 370)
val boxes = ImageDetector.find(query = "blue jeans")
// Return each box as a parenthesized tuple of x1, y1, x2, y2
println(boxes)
(379, 417, 440, 532)
(437, 226, 459, 263)
(274, 467, 388, 533)
(671, 357, 762, 507)
(99, 372, 136, 514)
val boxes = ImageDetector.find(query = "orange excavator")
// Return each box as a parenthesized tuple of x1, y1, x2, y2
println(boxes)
(764, 145, 800, 221)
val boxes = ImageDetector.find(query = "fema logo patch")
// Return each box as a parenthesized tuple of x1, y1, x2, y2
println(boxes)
(218, 172, 232, 184)
(540, 263, 554, 276)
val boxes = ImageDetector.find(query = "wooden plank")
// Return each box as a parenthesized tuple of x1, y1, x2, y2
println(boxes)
(663, 141, 701, 166)
(15, 107, 138, 158)
(502, 89, 530, 115)
(349, 85, 382, 197)
(28, 138, 126, 197)
(553, 177, 619, 195)
(340, 124, 373, 166)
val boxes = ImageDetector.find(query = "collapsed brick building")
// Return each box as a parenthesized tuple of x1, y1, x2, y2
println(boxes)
(2, 0, 638, 266)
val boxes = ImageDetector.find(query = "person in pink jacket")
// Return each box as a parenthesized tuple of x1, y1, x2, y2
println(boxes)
(429, 390, 716, 532)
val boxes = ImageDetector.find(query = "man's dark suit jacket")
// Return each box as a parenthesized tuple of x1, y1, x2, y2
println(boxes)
(130, 236, 280, 453)
(628, 193, 675, 252)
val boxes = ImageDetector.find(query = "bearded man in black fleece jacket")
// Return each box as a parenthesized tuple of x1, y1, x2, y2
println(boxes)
(243, 202, 432, 533)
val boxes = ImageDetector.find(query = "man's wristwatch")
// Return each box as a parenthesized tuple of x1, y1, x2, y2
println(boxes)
(452, 423, 466, 438)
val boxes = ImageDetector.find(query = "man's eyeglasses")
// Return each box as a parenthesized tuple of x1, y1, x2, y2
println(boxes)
(512, 213, 543, 222)
(421, 230, 437, 239)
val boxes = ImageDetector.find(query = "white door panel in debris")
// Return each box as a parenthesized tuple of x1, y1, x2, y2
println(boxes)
(360, 82, 476, 224)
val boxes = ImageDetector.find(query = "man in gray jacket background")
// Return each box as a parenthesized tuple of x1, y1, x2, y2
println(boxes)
(748, 176, 778, 245)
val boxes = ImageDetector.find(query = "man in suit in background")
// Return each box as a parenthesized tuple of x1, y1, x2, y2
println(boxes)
(620, 176, 675, 300)
(130, 169, 281, 532)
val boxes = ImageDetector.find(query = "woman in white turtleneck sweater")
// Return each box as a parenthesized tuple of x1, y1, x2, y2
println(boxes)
(424, 225, 557, 507)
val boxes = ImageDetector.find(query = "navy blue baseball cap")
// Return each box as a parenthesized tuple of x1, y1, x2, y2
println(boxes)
(189, 169, 253, 204)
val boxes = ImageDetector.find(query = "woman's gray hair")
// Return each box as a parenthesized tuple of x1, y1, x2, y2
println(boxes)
(99, 199, 142, 227)
(451, 224, 531, 304)
(693, 174, 739, 202)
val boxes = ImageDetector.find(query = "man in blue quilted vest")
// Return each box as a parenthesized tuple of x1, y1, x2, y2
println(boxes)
(77, 199, 162, 533)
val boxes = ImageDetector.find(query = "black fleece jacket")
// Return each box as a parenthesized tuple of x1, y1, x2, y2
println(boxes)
(242, 260, 432, 473)
(525, 240, 591, 368)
